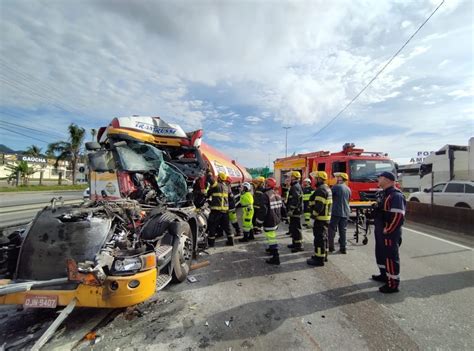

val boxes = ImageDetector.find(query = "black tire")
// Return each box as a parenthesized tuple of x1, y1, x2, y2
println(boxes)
(409, 198, 420, 202)
(454, 202, 471, 209)
(170, 221, 193, 283)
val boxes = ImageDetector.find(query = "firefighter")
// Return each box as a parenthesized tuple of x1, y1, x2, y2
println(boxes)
(371, 171, 406, 293)
(252, 176, 265, 235)
(306, 171, 332, 267)
(256, 177, 285, 265)
(207, 172, 234, 247)
(238, 182, 254, 242)
(302, 178, 314, 228)
(328, 172, 351, 254)
(226, 175, 243, 237)
(287, 171, 304, 253)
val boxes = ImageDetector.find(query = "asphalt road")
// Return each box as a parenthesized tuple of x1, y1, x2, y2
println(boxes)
(0, 191, 84, 229)
(1, 221, 472, 350)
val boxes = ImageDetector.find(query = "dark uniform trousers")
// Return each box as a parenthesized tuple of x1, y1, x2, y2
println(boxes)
(313, 220, 329, 261)
(290, 216, 303, 247)
(375, 218, 402, 289)
(208, 210, 233, 240)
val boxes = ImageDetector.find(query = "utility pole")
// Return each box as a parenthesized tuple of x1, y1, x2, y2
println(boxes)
(283, 127, 291, 157)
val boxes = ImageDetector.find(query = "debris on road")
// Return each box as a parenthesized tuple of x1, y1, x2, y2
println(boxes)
(187, 276, 198, 283)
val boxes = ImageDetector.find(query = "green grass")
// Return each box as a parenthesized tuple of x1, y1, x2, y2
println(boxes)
(0, 184, 88, 192)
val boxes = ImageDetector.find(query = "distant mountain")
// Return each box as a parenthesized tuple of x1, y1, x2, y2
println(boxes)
(0, 144, 22, 154)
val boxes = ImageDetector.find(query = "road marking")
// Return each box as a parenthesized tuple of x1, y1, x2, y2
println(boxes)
(406, 228, 473, 250)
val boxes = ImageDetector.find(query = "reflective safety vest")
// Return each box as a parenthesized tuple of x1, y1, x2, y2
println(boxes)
(208, 181, 230, 211)
(309, 183, 332, 222)
(240, 191, 254, 209)
(302, 186, 314, 213)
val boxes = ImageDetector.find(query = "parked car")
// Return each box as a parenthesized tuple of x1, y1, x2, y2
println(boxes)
(408, 180, 474, 208)
(83, 187, 90, 199)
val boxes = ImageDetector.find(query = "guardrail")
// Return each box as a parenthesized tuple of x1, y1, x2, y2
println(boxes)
(406, 202, 474, 236)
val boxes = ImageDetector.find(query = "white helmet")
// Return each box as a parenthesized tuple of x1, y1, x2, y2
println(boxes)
(303, 178, 311, 184)
(242, 182, 252, 191)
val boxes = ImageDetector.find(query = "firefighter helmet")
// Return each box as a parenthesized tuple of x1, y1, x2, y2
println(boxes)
(242, 182, 252, 191)
(303, 178, 311, 184)
(253, 176, 265, 184)
(218, 172, 227, 181)
(291, 171, 301, 179)
(313, 171, 328, 180)
(266, 177, 277, 189)
(336, 172, 349, 181)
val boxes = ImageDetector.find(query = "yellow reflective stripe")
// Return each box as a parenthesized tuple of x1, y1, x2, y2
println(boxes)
(316, 215, 331, 220)
(211, 206, 228, 210)
(212, 193, 228, 197)
(303, 194, 312, 201)
(315, 247, 325, 257)
(315, 196, 331, 204)
(265, 230, 277, 245)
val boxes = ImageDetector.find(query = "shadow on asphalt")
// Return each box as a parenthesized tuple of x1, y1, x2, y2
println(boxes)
(166, 270, 474, 343)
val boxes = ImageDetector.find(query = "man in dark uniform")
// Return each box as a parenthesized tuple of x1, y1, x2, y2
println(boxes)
(226, 175, 243, 237)
(252, 176, 265, 235)
(328, 172, 351, 254)
(287, 171, 304, 252)
(371, 171, 406, 293)
(306, 171, 332, 267)
(255, 178, 286, 265)
(207, 172, 234, 247)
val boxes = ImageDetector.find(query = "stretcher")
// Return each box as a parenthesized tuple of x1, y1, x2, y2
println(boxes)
(349, 201, 376, 245)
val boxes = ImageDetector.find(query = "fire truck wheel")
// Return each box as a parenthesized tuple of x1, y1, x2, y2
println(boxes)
(170, 221, 193, 283)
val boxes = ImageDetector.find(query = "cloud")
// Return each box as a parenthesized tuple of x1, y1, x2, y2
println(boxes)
(205, 131, 232, 142)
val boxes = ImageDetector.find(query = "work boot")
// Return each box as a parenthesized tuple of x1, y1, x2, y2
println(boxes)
(248, 230, 255, 240)
(306, 256, 324, 267)
(238, 233, 249, 243)
(339, 248, 347, 254)
(328, 247, 335, 253)
(287, 243, 297, 249)
(226, 237, 234, 246)
(208, 238, 215, 248)
(265, 248, 273, 255)
(371, 274, 388, 283)
(285, 232, 291, 236)
(265, 251, 280, 265)
(379, 284, 399, 294)
(291, 246, 304, 253)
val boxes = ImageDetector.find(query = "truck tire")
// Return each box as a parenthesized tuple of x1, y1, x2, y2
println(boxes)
(455, 202, 471, 209)
(170, 221, 193, 283)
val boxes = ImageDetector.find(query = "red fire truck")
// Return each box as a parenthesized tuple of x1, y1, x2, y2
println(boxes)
(274, 143, 396, 202)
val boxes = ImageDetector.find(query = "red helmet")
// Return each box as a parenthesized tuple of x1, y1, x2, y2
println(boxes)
(266, 177, 277, 189)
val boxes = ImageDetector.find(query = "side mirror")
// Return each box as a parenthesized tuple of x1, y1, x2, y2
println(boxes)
(423, 188, 430, 193)
(85, 142, 101, 151)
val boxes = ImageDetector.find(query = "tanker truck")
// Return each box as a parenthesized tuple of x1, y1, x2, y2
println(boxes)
(0, 116, 251, 309)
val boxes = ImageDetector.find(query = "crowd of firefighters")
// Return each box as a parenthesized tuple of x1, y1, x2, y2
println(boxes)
(199, 169, 406, 294)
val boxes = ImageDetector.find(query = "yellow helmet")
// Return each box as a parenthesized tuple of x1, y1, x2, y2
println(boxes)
(291, 171, 301, 179)
(313, 171, 328, 180)
(218, 172, 227, 181)
(253, 176, 265, 184)
(335, 172, 349, 181)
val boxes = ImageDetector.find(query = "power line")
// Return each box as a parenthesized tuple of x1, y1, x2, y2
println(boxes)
(0, 119, 66, 139)
(0, 126, 51, 144)
(302, 0, 445, 144)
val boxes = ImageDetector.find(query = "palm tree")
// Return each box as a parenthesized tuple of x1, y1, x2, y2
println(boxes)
(6, 161, 37, 185)
(47, 123, 86, 185)
(24, 145, 42, 156)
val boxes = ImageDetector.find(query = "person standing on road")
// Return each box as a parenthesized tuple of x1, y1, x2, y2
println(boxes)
(287, 171, 304, 253)
(302, 178, 314, 228)
(371, 171, 406, 294)
(252, 176, 265, 235)
(256, 178, 286, 265)
(207, 172, 234, 247)
(226, 176, 243, 238)
(238, 182, 255, 242)
(328, 172, 352, 254)
(306, 171, 332, 267)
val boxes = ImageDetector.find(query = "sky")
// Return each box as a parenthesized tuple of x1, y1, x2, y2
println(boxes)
(0, 0, 472, 167)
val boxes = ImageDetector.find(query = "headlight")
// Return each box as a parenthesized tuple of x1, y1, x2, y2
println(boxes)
(113, 257, 142, 272)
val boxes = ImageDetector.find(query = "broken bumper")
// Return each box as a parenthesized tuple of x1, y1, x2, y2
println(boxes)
(0, 268, 157, 308)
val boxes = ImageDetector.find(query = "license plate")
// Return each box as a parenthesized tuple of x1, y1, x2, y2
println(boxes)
(24, 294, 58, 309)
